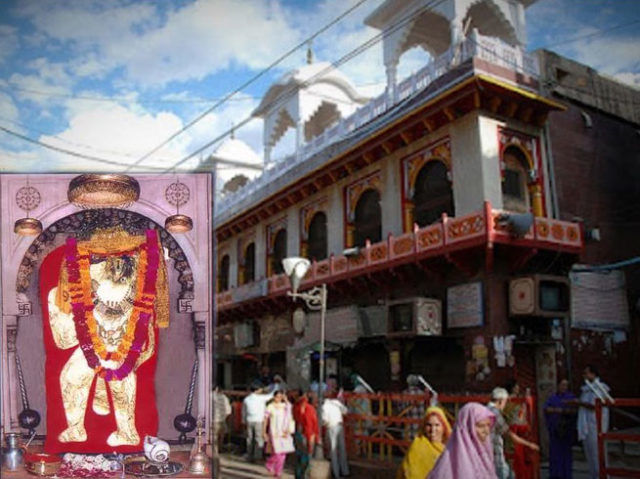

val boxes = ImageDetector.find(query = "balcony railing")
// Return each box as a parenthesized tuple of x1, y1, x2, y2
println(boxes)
(216, 203, 581, 311)
(215, 32, 539, 219)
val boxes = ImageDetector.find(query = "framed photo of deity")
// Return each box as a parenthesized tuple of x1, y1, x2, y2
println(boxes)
(0, 173, 213, 458)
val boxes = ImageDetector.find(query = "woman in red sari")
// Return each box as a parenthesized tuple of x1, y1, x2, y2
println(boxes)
(505, 382, 535, 479)
(293, 390, 319, 479)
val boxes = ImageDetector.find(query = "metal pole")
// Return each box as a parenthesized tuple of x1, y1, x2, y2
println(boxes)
(315, 283, 327, 460)
(211, 164, 220, 475)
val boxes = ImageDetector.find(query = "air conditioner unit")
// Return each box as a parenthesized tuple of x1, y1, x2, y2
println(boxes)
(388, 297, 442, 336)
(234, 321, 258, 348)
(509, 275, 570, 317)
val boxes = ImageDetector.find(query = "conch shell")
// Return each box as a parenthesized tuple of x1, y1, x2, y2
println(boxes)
(143, 436, 170, 463)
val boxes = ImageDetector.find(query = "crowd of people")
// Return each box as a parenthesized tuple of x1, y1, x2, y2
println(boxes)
(210, 364, 610, 479)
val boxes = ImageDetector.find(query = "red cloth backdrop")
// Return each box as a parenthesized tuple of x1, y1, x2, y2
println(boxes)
(41, 245, 159, 454)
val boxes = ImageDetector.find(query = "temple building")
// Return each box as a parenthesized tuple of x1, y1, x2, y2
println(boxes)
(211, 0, 639, 413)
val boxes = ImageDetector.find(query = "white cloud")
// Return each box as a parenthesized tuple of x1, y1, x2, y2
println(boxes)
(527, 0, 640, 84)
(15, 0, 304, 88)
(0, 24, 19, 65)
(0, 91, 20, 125)
(614, 72, 640, 88)
(567, 33, 640, 77)
(8, 71, 72, 107)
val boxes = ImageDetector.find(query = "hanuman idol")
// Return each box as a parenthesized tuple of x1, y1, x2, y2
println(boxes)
(41, 229, 168, 453)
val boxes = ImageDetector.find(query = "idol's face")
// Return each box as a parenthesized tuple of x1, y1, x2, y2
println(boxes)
(475, 419, 492, 443)
(424, 415, 444, 443)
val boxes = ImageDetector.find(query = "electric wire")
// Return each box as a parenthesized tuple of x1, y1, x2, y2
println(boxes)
(0, 115, 147, 159)
(538, 18, 640, 49)
(158, 3, 639, 173)
(0, 125, 168, 170)
(126, 0, 373, 172)
(159, 0, 450, 172)
(0, 85, 260, 104)
(468, 33, 640, 107)
(5, 4, 636, 169)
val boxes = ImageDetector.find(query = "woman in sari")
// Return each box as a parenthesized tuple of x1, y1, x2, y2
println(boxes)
(396, 406, 452, 479)
(263, 390, 296, 478)
(293, 390, 319, 479)
(543, 379, 576, 479)
(504, 382, 535, 479)
(428, 402, 497, 479)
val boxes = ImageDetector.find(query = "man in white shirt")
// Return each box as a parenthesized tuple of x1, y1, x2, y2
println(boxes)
(322, 397, 350, 478)
(242, 383, 274, 462)
(576, 364, 611, 479)
(213, 386, 232, 449)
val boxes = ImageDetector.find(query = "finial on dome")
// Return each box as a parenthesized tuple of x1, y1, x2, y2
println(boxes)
(306, 41, 313, 65)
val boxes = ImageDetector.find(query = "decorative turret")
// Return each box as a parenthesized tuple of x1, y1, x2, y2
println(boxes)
(198, 132, 262, 197)
(365, 0, 536, 100)
(252, 55, 368, 163)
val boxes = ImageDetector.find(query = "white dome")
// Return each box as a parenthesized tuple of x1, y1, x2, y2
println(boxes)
(212, 137, 261, 165)
(252, 62, 368, 118)
(198, 137, 263, 193)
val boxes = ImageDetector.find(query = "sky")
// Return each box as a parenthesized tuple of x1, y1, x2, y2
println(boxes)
(0, 0, 638, 174)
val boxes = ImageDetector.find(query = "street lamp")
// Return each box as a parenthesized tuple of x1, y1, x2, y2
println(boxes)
(282, 257, 331, 470)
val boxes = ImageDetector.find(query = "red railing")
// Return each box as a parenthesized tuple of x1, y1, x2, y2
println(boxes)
(596, 398, 640, 478)
(217, 202, 583, 310)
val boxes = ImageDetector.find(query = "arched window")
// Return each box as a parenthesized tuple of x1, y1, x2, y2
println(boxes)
(354, 189, 381, 247)
(501, 146, 531, 213)
(307, 212, 328, 261)
(271, 229, 287, 275)
(412, 160, 454, 227)
(243, 242, 255, 284)
(219, 254, 230, 292)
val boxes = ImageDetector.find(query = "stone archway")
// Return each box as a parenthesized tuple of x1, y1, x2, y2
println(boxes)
(16, 208, 195, 300)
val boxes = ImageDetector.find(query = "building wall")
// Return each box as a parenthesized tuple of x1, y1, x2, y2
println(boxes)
(547, 101, 640, 396)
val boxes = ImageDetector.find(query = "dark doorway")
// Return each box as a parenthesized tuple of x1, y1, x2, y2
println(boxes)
(307, 212, 328, 261)
(244, 242, 255, 284)
(354, 189, 382, 247)
(219, 254, 230, 292)
(271, 229, 287, 275)
(412, 160, 454, 227)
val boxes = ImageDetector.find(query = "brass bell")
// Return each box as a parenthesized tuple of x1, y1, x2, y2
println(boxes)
(187, 418, 209, 475)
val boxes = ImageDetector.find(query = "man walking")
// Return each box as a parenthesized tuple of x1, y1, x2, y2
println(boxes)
(322, 395, 350, 478)
(487, 387, 539, 479)
(242, 382, 274, 462)
(213, 386, 232, 449)
(576, 365, 611, 479)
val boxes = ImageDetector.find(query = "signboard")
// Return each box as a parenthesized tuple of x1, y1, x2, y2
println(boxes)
(447, 282, 484, 328)
(304, 306, 359, 345)
(570, 270, 630, 330)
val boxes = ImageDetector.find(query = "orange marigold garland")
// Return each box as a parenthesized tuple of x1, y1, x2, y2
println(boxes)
(65, 230, 160, 381)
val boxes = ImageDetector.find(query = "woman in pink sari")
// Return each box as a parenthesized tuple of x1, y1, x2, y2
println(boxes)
(428, 402, 497, 479)
(263, 390, 296, 478)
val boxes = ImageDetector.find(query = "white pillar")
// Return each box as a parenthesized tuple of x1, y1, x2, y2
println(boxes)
(295, 120, 305, 156)
(264, 141, 272, 165)
(385, 62, 398, 104)
(450, 16, 463, 51)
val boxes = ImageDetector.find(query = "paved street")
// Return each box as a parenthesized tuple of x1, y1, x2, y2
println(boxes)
(219, 452, 598, 479)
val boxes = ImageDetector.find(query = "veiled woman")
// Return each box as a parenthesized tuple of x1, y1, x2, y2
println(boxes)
(428, 402, 497, 479)
(396, 406, 452, 479)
